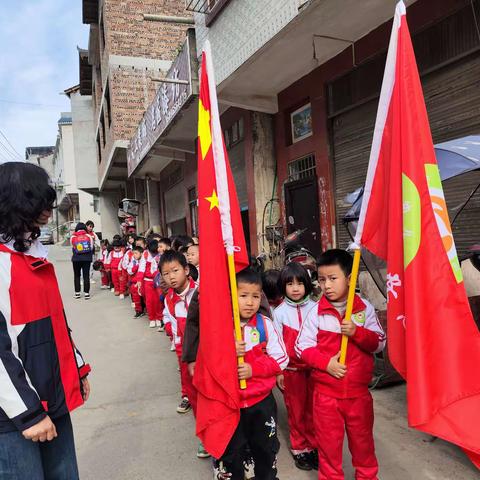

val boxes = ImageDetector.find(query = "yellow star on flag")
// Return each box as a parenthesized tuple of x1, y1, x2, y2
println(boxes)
(198, 99, 212, 160)
(205, 189, 219, 211)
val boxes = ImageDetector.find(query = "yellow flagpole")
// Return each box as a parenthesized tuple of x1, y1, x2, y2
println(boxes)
(227, 253, 247, 389)
(339, 248, 362, 365)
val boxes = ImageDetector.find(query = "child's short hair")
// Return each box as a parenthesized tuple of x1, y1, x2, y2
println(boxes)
(188, 263, 199, 282)
(236, 268, 262, 288)
(159, 249, 188, 270)
(112, 239, 123, 248)
(171, 235, 194, 251)
(178, 245, 189, 254)
(316, 249, 353, 276)
(159, 237, 171, 246)
(136, 236, 146, 244)
(278, 263, 313, 297)
(132, 245, 144, 254)
(147, 239, 158, 255)
(100, 239, 110, 247)
(261, 269, 281, 302)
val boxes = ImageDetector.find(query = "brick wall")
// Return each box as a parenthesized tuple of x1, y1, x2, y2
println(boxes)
(104, 0, 189, 60)
(92, 0, 191, 171)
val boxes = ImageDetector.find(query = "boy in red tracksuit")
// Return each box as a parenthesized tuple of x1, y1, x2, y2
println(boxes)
(274, 263, 318, 471)
(128, 246, 145, 318)
(105, 239, 125, 297)
(137, 239, 162, 329)
(295, 249, 386, 480)
(159, 250, 197, 415)
(216, 268, 289, 480)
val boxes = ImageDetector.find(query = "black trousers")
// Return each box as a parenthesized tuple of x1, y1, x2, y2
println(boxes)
(73, 261, 91, 294)
(217, 393, 280, 480)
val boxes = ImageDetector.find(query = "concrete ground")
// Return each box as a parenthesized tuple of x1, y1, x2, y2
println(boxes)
(50, 246, 479, 479)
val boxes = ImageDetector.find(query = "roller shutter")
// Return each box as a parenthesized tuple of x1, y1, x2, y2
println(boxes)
(331, 53, 480, 258)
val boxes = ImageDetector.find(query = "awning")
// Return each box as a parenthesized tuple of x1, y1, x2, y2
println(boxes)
(127, 29, 199, 178)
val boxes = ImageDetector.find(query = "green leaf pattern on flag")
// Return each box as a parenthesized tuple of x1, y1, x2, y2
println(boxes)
(402, 173, 421, 268)
(425, 164, 463, 283)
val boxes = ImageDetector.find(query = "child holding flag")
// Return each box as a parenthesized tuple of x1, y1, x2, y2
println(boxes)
(215, 268, 288, 480)
(295, 249, 385, 480)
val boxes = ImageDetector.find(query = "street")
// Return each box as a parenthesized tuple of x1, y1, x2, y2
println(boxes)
(47, 245, 478, 480)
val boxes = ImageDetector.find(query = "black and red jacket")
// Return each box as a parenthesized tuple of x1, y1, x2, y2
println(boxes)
(0, 241, 91, 433)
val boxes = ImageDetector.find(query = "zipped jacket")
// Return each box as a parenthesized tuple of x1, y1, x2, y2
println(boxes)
(295, 295, 385, 398)
(0, 241, 90, 433)
(240, 314, 289, 408)
(273, 296, 317, 370)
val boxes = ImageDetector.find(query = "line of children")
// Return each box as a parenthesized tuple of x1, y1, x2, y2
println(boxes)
(92, 236, 385, 480)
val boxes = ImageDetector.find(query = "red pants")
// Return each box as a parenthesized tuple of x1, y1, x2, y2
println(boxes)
(283, 369, 316, 453)
(100, 270, 109, 286)
(175, 343, 197, 415)
(119, 270, 128, 294)
(313, 390, 378, 480)
(111, 269, 123, 294)
(143, 280, 162, 321)
(130, 281, 143, 312)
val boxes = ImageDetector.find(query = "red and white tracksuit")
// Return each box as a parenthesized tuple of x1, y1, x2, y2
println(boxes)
(100, 248, 110, 287)
(105, 249, 126, 295)
(273, 297, 317, 454)
(239, 314, 289, 408)
(127, 257, 143, 313)
(138, 251, 162, 321)
(163, 280, 198, 412)
(295, 295, 386, 480)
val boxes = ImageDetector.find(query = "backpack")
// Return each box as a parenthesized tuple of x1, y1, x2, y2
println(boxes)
(72, 233, 92, 255)
(255, 313, 267, 343)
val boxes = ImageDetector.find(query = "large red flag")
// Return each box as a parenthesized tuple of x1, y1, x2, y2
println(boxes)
(194, 40, 249, 459)
(355, 1, 480, 465)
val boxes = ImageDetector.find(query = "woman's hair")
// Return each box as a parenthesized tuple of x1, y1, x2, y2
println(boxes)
(75, 222, 87, 232)
(0, 162, 56, 252)
(85, 220, 94, 228)
(278, 262, 313, 298)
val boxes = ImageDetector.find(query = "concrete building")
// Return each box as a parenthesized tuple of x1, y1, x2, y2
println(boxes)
(25, 146, 56, 178)
(79, 0, 192, 237)
(52, 113, 100, 234)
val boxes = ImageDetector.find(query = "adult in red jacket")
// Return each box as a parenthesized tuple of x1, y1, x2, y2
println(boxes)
(0, 162, 91, 479)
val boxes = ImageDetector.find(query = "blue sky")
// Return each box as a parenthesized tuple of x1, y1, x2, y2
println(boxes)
(0, 1, 89, 160)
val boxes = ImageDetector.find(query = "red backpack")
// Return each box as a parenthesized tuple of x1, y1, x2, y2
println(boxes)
(72, 233, 92, 254)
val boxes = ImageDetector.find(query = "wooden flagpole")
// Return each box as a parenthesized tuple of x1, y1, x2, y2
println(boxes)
(339, 248, 362, 365)
(227, 253, 247, 389)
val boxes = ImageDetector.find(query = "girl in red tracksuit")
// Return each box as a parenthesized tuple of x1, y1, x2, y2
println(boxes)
(295, 250, 386, 480)
(216, 268, 289, 480)
(128, 246, 145, 318)
(137, 239, 162, 328)
(274, 263, 318, 471)
(105, 240, 126, 297)
(99, 240, 110, 289)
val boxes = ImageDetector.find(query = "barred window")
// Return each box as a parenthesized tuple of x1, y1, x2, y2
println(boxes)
(288, 154, 316, 181)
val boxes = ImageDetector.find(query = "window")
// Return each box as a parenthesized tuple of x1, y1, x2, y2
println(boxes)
(188, 187, 198, 237)
(224, 117, 244, 150)
(288, 154, 316, 181)
(105, 82, 112, 127)
(100, 109, 106, 147)
(96, 134, 102, 164)
(93, 195, 100, 213)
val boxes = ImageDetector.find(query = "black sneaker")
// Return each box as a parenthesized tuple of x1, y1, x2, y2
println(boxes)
(84, 293, 91, 300)
(309, 450, 318, 470)
(293, 453, 312, 471)
(133, 311, 144, 318)
(176, 397, 191, 414)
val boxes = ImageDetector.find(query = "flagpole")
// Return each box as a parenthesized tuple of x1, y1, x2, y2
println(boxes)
(339, 248, 362, 365)
(227, 253, 247, 389)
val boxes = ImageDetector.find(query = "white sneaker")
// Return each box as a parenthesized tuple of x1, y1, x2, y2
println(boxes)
(119, 294, 125, 300)
(101, 285, 109, 290)
(131, 302, 136, 308)
(170, 341, 176, 352)
(91, 279, 96, 284)
(110, 288, 115, 293)
(149, 320, 156, 328)
(74, 292, 81, 299)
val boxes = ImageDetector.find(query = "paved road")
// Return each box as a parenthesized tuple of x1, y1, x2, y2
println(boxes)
(50, 246, 478, 479)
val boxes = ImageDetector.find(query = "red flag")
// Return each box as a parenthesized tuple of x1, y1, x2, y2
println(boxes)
(355, 1, 480, 466)
(194, 40, 249, 459)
